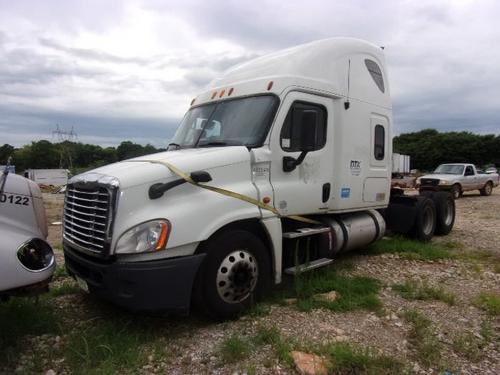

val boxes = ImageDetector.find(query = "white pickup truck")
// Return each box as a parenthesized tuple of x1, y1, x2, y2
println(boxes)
(417, 163, 499, 199)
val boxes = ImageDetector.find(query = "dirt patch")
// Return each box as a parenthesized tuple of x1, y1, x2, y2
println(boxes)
(3, 190, 499, 374)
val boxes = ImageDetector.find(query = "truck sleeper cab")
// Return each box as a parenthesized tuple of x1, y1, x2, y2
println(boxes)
(63, 38, 455, 318)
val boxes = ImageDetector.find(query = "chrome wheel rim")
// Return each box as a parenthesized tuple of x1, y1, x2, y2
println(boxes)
(216, 250, 258, 304)
(485, 184, 492, 195)
(422, 205, 435, 235)
(443, 200, 454, 226)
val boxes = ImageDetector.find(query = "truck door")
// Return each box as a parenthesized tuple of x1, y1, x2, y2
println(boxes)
(269, 92, 334, 216)
(463, 165, 477, 190)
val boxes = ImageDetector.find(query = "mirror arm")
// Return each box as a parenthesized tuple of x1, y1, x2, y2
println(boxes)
(149, 170, 212, 199)
(283, 151, 309, 172)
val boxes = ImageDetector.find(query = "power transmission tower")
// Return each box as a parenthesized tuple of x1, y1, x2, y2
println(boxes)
(52, 125, 78, 170)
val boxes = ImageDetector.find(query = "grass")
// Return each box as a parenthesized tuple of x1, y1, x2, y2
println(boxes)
(392, 279, 456, 305)
(218, 334, 251, 364)
(452, 320, 495, 362)
(64, 318, 155, 374)
(0, 297, 58, 365)
(291, 267, 382, 313)
(402, 309, 442, 367)
(218, 324, 408, 374)
(321, 342, 407, 375)
(49, 280, 82, 297)
(364, 236, 455, 261)
(473, 292, 500, 315)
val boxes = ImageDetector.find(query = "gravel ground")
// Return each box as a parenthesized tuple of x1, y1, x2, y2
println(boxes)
(5, 189, 500, 374)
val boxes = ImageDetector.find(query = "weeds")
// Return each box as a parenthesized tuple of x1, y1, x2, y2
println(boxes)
(473, 292, 500, 315)
(0, 297, 58, 365)
(49, 280, 81, 297)
(392, 279, 455, 305)
(402, 309, 442, 367)
(321, 342, 406, 375)
(364, 236, 454, 261)
(64, 319, 152, 374)
(217, 325, 293, 366)
(292, 267, 382, 313)
(218, 334, 251, 364)
(452, 320, 494, 362)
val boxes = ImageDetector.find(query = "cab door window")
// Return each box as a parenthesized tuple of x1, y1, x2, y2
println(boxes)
(280, 102, 327, 152)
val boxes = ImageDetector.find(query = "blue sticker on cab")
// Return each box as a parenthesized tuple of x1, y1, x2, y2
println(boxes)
(341, 188, 351, 198)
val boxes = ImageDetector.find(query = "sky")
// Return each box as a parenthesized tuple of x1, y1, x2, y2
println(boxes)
(1, 0, 499, 148)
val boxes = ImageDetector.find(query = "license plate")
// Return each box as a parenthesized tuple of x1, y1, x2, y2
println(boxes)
(75, 276, 89, 293)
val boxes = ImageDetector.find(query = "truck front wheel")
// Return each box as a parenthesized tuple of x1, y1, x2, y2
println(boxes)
(480, 182, 493, 196)
(193, 230, 271, 319)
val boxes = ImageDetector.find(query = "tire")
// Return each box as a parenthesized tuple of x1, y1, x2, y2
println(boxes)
(193, 230, 271, 319)
(479, 181, 493, 196)
(432, 192, 455, 235)
(411, 197, 436, 242)
(450, 184, 462, 200)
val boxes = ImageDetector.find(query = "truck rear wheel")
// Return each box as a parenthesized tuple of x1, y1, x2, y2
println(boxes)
(433, 192, 455, 235)
(412, 197, 436, 242)
(193, 230, 271, 319)
(480, 182, 493, 196)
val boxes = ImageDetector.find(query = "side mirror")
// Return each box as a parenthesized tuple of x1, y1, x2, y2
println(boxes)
(283, 109, 319, 172)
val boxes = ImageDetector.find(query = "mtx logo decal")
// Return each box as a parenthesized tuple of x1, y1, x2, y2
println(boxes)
(350, 160, 361, 176)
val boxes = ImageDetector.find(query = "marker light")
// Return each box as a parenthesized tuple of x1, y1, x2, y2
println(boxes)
(267, 81, 274, 90)
(228, 88, 234, 96)
(211, 92, 217, 99)
(219, 89, 225, 98)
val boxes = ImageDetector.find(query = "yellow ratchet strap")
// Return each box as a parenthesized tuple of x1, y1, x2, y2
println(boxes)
(133, 159, 321, 225)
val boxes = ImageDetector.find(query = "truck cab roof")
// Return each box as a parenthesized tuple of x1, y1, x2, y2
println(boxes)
(191, 37, 391, 110)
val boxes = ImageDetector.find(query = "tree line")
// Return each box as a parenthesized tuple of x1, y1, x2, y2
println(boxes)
(1, 129, 499, 173)
(0, 140, 165, 174)
(393, 129, 500, 171)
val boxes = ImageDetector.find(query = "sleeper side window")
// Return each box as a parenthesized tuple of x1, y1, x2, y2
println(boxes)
(374, 124, 385, 160)
(280, 102, 327, 152)
(365, 59, 385, 93)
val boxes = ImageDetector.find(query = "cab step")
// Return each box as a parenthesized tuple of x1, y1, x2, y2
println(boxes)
(282, 226, 330, 239)
(284, 258, 334, 275)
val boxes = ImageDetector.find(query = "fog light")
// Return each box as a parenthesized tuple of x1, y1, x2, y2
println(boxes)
(17, 239, 54, 271)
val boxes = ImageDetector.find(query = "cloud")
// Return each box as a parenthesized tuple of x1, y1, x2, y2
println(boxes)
(0, 0, 499, 148)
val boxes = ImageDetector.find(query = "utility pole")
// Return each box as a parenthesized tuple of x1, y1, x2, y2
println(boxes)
(52, 125, 77, 170)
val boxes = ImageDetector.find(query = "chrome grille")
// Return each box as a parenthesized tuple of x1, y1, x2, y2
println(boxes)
(63, 184, 114, 255)
(421, 178, 439, 186)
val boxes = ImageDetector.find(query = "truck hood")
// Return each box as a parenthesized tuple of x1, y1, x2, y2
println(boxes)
(71, 146, 252, 189)
(419, 174, 460, 181)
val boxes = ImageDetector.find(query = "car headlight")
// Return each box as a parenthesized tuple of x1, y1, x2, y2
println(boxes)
(438, 180, 449, 185)
(115, 220, 170, 254)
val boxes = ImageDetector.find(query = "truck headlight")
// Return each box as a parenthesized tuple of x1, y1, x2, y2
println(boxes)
(438, 180, 449, 185)
(115, 220, 170, 254)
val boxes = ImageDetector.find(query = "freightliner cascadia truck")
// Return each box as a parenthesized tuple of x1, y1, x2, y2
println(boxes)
(63, 38, 456, 318)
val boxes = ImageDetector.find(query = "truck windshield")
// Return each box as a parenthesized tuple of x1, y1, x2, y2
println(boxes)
(168, 95, 279, 150)
(434, 164, 465, 175)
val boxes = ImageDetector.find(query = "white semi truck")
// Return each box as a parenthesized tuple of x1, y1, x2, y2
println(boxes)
(63, 38, 456, 318)
(0, 162, 56, 300)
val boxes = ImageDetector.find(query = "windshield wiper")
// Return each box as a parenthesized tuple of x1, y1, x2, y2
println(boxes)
(198, 141, 228, 147)
(167, 142, 182, 150)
